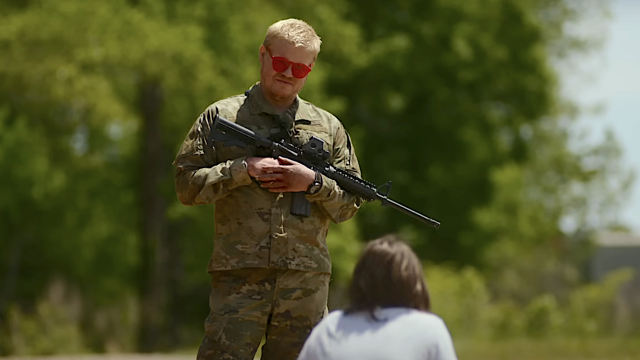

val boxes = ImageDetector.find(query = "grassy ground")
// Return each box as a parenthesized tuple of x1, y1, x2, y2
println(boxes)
(2, 356, 193, 360)
(455, 338, 640, 360)
(4, 338, 640, 360)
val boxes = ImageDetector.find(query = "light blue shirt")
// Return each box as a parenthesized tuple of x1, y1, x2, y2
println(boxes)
(298, 308, 458, 360)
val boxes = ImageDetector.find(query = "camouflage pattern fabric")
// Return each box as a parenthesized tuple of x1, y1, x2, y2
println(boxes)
(173, 83, 363, 274)
(197, 268, 330, 360)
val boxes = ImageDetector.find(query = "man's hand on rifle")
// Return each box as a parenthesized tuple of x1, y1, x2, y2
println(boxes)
(247, 156, 315, 193)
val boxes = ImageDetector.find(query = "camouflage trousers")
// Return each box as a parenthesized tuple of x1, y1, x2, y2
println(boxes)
(197, 268, 330, 360)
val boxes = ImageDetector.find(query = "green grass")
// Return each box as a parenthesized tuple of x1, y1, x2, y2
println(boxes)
(204, 335, 640, 360)
(250, 337, 640, 360)
(455, 338, 640, 360)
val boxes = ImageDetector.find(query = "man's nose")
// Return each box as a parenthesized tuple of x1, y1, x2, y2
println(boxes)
(282, 64, 294, 78)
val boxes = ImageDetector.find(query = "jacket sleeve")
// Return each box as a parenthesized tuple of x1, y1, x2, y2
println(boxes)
(305, 122, 365, 223)
(172, 109, 252, 206)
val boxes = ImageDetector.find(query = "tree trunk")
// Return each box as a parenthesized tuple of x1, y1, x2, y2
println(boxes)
(0, 232, 26, 321)
(137, 80, 167, 352)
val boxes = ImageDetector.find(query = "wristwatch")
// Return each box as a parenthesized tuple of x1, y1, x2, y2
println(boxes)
(307, 171, 323, 195)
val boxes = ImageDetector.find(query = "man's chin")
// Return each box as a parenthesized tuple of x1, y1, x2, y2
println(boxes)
(271, 89, 295, 101)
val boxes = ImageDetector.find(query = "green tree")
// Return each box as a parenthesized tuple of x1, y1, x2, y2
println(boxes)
(0, 0, 221, 351)
(325, 0, 630, 270)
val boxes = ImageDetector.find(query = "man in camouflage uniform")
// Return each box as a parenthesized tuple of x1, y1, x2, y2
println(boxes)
(173, 19, 363, 360)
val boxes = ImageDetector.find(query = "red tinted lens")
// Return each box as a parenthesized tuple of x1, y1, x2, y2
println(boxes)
(268, 48, 312, 79)
(272, 57, 290, 73)
(291, 64, 312, 79)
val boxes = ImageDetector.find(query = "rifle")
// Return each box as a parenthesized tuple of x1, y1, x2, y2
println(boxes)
(207, 109, 440, 229)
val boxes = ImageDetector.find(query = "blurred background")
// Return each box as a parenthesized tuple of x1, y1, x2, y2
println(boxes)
(1, 0, 639, 359)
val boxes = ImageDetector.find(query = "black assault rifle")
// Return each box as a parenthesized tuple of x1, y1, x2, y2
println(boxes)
(208, 109, 440, 229)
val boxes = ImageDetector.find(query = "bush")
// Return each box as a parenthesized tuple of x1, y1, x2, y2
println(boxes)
(564, 268, 636, 337)
(424, 264, 636, 340)
(425, 265, 491, 339)
(6, 302, 86, 356)
(2, 277, 139, 356)
(522, 294, 564, 338)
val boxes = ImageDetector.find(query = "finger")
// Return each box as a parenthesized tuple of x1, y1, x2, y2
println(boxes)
(255, 173, 284, 182)
(277, 156, 300, 165)
(260, 159, 281, 167)
(260, 180, 286, 189)
(261, 166, 290, 174)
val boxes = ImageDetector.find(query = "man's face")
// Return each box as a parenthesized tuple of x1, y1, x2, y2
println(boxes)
(259, 38, 316, 105)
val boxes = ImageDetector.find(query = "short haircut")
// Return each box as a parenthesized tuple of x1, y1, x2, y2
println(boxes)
(263, 18, 322, 58)
(347, 235, 431, 319)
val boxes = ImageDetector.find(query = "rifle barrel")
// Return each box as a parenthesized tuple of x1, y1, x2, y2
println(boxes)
(380, 197, 441, 228)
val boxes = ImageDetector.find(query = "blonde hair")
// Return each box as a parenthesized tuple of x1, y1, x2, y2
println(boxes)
(263, 19, 322, 58)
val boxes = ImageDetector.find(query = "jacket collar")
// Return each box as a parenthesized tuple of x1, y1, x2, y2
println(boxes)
(247, 83, 315, 127)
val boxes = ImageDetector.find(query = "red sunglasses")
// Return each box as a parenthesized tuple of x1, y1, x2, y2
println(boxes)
(265, 47, 313, 79)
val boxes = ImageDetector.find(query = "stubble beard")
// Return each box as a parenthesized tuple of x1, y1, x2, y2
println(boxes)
(267, 79, 299, 104)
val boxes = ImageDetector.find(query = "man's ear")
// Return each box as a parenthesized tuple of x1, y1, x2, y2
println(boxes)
(259, 45, 266, 64)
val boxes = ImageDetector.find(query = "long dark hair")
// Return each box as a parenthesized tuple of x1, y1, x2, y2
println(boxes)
(346, 235, 431, 318)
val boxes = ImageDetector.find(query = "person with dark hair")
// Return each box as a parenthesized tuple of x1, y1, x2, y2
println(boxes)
(297, 235, 458, 360)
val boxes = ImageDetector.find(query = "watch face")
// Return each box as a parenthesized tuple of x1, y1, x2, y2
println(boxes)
(309, 182, 321, 194)
(308, 171, 322, 194)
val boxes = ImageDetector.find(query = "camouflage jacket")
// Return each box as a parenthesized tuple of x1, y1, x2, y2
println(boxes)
(173, 84, 363, 274)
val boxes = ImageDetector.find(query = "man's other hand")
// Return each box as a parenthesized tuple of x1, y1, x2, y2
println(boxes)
(248, 156, 315, 193)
